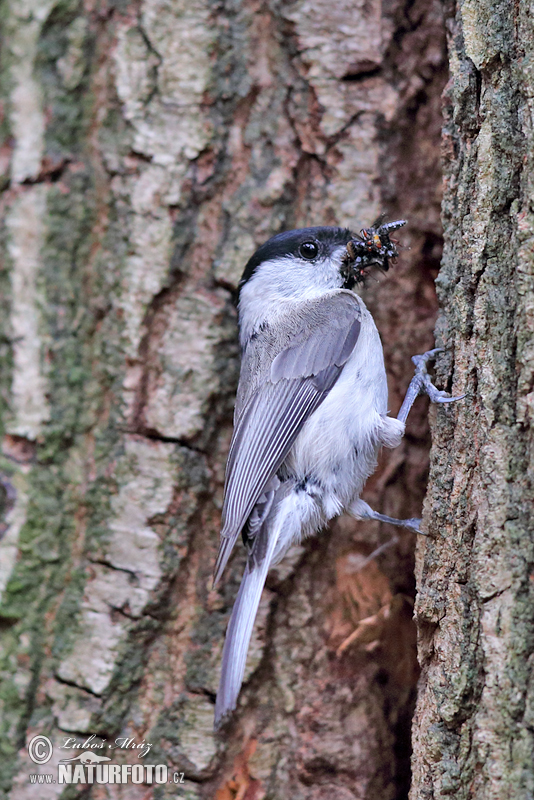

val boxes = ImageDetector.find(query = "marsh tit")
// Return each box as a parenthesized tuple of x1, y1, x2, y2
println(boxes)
(213, 220, 462, 728)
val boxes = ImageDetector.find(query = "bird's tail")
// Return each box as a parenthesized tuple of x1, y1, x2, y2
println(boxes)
(214, 499, 289, 729)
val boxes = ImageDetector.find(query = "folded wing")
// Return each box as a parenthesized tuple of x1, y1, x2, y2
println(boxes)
(213, 291, 361, 584)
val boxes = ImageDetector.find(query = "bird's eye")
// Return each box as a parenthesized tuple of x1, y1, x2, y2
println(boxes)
(298, 241, 319, 260)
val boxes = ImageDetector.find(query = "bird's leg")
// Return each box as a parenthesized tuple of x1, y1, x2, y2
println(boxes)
(397, 348, 465, 425)
(349, 499, 422, 533)
(347, 350, 463, 540)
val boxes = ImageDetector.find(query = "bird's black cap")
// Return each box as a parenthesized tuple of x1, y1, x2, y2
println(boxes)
(238, 226, 353, 293)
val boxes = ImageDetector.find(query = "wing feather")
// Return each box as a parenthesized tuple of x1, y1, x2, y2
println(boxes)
(214, 291, 361, 584)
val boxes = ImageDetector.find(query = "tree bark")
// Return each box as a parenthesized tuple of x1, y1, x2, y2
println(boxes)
(410, 1, 534, 798)
(0, 1, 448, 798)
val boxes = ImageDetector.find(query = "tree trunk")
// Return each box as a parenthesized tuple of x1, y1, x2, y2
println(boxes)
(410, 1, 534, 798)
(0, 1, 449, 798)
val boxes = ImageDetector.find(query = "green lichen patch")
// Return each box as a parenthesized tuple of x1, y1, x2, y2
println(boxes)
(35, 0, 95, 159)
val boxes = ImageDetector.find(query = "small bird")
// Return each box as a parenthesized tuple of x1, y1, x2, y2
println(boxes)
(213, 220, 462, 728)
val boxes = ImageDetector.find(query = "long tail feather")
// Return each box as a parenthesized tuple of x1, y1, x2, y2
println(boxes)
(214, 503, 287, 729)
(214, 561, 268, 728)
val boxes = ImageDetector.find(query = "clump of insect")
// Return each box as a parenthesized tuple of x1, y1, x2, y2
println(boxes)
(341, 217, 406, 287)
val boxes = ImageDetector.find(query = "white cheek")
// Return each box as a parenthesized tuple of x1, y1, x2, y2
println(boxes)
(238, 251, 346, 345)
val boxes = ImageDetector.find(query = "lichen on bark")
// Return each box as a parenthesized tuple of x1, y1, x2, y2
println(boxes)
(0, 0, 451, 798)
(410, 1, 534, 798)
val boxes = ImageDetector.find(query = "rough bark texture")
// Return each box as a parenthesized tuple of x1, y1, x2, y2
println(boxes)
(0, 1, 447, 799)
(410, 1, 534, 798)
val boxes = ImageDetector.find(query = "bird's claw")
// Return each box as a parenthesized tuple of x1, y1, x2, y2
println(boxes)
(411, 347, 444, 369)
(397, 348, 464, 424)
(411, 348, 465, 405)
(421, 374, 465, 404)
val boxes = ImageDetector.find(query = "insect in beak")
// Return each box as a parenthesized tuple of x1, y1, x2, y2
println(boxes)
(341, 218, 406, 287)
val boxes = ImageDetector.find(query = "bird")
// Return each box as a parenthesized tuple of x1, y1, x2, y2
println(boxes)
(213, 220, 462, 728)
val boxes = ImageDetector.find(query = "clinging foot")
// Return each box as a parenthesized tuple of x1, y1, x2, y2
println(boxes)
(397, 348, 465, 424)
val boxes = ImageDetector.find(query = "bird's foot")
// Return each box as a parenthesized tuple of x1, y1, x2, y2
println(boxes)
(369, 511, 422, 534)
(397, 348, 465, 424)
(349, 499, 424, 535)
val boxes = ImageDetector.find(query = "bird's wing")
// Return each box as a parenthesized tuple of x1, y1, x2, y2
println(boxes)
(213, 291, 361, 584)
